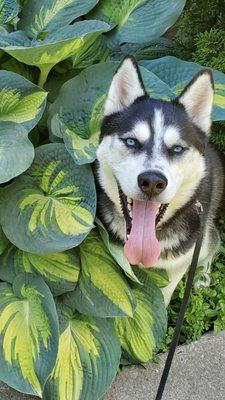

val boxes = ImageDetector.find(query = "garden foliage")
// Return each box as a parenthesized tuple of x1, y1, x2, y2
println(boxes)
(0, 1, 224, 399)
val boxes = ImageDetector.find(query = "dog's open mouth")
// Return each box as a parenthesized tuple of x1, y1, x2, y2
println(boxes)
(119, 187, 168, 268)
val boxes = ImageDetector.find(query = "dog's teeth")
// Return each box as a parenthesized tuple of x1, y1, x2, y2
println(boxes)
(128, 198, 132, 204)
(127, 234, 130, 239)
(128, 203, 132, 212)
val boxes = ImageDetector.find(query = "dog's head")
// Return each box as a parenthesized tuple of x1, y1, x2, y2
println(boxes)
(97, 56, 214, 267)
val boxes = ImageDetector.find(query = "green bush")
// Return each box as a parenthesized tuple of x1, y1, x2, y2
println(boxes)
(0, 1, 224, 399)
(174, 0, 225, 154)
(174, 0, 225, 60)
(193, 29, 225, 73)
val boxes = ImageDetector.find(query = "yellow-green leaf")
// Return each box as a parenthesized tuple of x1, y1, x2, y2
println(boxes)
(0, 70, 47, 132)
(0, 244, 81, 296)
(0, 143, 96, 253)
(66, 230, 136, 317)
(43, 301, 121, 400)
(96, 218, 140, 283)
(115, 267, 167, 363)
(0, 274, 59, 396)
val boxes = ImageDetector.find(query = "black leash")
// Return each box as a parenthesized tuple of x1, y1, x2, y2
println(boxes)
(155, 201, 205, 400)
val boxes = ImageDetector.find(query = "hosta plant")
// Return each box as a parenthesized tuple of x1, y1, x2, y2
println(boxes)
(0, 1, 224, 399)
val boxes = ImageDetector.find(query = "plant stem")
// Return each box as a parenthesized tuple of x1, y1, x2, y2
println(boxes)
(38, 64, 54, 87)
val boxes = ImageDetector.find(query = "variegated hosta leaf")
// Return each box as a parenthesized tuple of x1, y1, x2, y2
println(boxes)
(0, 21, 110, 86)
(0, 274, 59, 396)
(0, 143, 96, 253)
(115, 267, 167, 363)
(0, 244, 81, 296)
(140, 56, 225, 121)
(96, 218, 140, 283)
(0, 70, 47, 131)
(49, 61, 173, 164)
(65, 230, 136, 318)
(0, 121, 34, 183)
(19, 0, 100, 38)
(90, 0, 186, 48)
(0, 0, 20, 26)
(43, 301, 121, 400)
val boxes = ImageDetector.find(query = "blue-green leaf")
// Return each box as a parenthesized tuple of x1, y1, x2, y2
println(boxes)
(19, 0, 100, 37)
(140, 56, 225, 121)
(0, 121, 34, 183)
(90, 0, 186, 48)
(0, 0, 20, 26)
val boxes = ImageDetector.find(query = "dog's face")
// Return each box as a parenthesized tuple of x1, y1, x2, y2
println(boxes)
(97, 57, 214, 213)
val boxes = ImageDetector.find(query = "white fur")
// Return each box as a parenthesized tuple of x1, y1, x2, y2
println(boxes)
(178, 72, 214, 134)
(120, 121, 151, 143)
(164, 126, 182, 148)
(104, 58, 145, 116)
(160, 224, 217, 305)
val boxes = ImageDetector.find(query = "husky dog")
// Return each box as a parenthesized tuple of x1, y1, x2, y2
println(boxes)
(96, 56, 224, 305)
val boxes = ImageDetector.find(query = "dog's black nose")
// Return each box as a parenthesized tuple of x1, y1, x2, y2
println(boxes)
(138, 171, 168, 197)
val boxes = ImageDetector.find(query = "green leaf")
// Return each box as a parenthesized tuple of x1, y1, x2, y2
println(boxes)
(0, 0, 20, 26)
(140, 56, 225, 121)
(96, 218, 140, 283)
(65, 230, 136, 318)
(43, 301, 121, 400)
(0, 121, 34, 183)
(70, 35, 108, 70)
(0, 225, 9, 255)
(115, 267, 167, 363)
(109, 38, 174, 62)
(0, 244, 80, 296)
(145, 268, 169, 288)
(0, 70, 47, 131)
(0, 143, 96, 253)
(90, 0, 186, 48)
(19, 0, 100, 38)
(1, 57, 37, 82)
(0, 20, 110, 86)
(0, 274, 59, 396)
(49, 61, 173, 164)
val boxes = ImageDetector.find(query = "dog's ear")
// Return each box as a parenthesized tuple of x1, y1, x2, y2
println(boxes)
(104, 56, 146, 116)
(175, 69, 214, 134)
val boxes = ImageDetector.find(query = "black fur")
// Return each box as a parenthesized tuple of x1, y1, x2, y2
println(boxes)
(101, 96, 206, 155)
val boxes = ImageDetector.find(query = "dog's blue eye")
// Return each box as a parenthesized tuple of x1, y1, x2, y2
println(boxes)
(172, 145, 184, 154)
(126, 138, 136, 147)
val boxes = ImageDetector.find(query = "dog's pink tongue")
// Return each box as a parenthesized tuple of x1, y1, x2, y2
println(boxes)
(124, 200, 160, 268)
